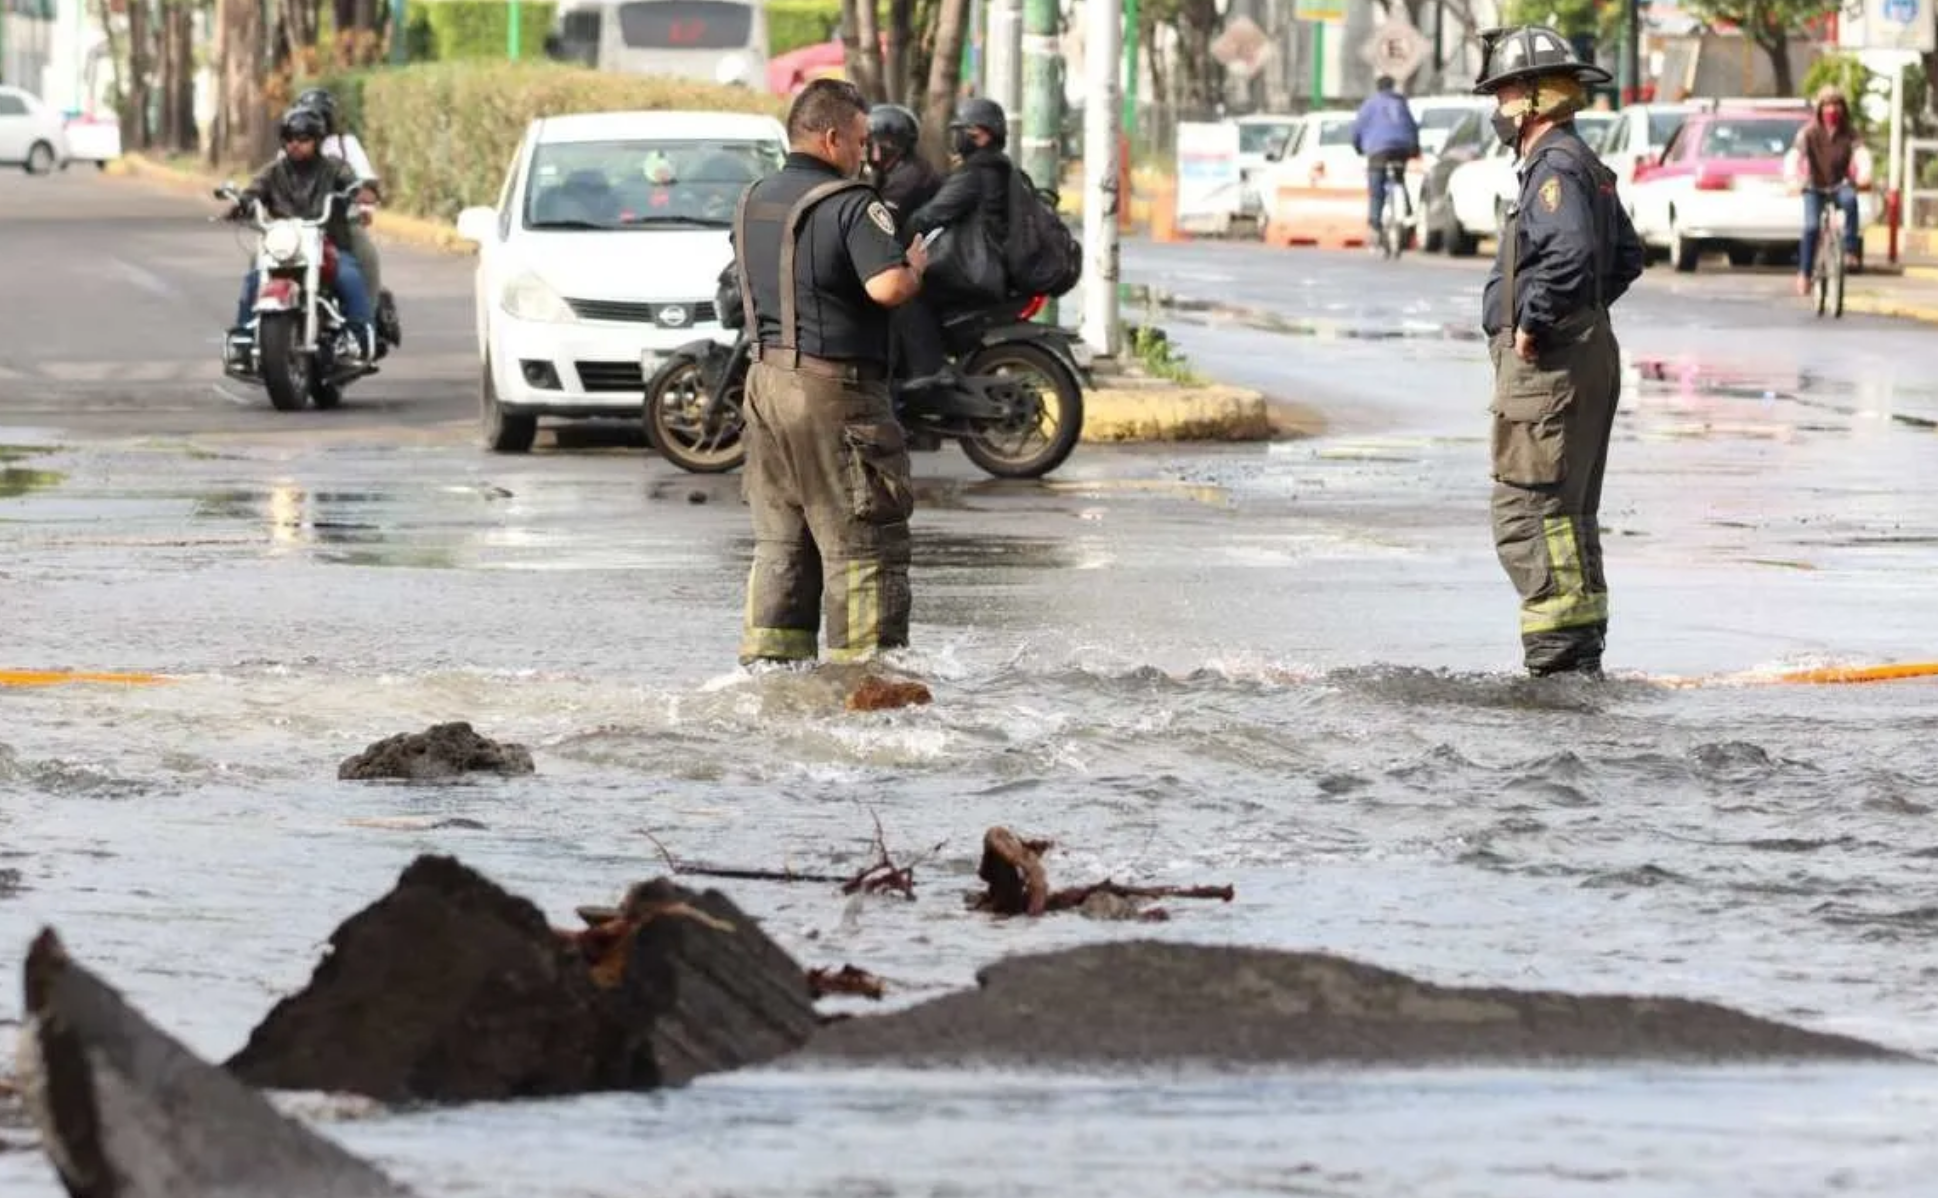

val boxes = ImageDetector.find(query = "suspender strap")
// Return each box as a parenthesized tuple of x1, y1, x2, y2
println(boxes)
(1502, 204, 1519, 337)
(733, 176, 872, 369)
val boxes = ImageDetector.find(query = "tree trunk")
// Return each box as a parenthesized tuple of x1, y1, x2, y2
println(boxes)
(125, 0, 153, 151)
(218, 0, 268, 166)
(885, 0, 914, 106)
(839, 0, 885, 101)
(93, 0, 129, 147)
(174, 4, 199, 153)
(1760, 29, 1793, 99)
(159, 0, 180, 151)
(920, 0, 970, 169)
(1173, 0, 1224, 119)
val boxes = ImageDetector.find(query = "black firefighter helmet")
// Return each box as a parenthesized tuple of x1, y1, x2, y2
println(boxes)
(1471, 25, 1611, 96)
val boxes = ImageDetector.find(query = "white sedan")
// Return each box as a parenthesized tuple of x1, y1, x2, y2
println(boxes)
(0, 86, 70, 175)
(454, 109, 786, 453)
(1445, 111, 1617, 244)
(1256, 108, 1427, 238)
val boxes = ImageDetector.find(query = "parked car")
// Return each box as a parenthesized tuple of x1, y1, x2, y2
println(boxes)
(1410, 94, 1492, 157)
(1596, 102, 1695, 215)
(1628, 107, 1865, 272)
(453, 109, 787, 453)
(0, 86, 71, 175)
(1418, 108, 1492, 255)
(1256, 108, 1429, 236)
(1234, 113, 1302, 217)
(1444, 111, 1616, 247)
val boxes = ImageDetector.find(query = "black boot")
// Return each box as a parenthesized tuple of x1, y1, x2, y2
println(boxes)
(376, 290, 402, 350)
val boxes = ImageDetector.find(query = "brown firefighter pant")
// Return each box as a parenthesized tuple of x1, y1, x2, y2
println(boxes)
(738, 362, 915, 665)
(1488, 315, 1621, 675)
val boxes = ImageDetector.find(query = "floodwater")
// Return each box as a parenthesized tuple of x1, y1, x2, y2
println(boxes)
(6, 244, 1938, 1193)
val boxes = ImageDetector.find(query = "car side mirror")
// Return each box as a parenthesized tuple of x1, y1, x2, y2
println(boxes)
(454, 206, 497, 244)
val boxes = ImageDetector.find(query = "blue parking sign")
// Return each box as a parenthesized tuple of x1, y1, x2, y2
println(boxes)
(1884, 0, 1917, 23)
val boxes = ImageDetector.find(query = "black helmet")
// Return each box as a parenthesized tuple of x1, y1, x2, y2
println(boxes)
(278, 106, 328, 143)
(950, 97, 1008, 148)
(867, 103, 920, 156)
(296, 87, 338, 134)
(1471, 25, 1611, 95)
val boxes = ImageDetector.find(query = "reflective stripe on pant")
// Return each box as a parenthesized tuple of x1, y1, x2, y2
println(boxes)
(739, 362, 914, 665)
(1488, 317, 1621, 673)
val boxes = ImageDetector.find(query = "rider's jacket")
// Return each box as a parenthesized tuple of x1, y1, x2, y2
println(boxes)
(240, 155, 363, 249)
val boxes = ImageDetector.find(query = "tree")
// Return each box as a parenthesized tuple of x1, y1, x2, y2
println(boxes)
(1679, 0, 1838, 97)
(212, 0, 268, 165)
(918, 0, 971, 168)
(1500, 0, 1606, 39)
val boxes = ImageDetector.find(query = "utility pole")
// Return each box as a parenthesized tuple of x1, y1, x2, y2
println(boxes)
(509, 0, 522, 59)
(984, 0, 1022, 121)
(1021, 0, 1061, 322)
(1081, 0, 1120, 357)
(1623, 0, 1641, 105)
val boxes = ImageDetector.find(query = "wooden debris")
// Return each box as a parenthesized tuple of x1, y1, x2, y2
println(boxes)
(807, 965, 888, 1001)
(639, 814, 945, 902)
(846, 675, 933, 711)
(971, 826, 1234, 920)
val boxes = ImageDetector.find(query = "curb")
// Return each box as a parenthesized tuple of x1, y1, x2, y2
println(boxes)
(111, 152, 477, 256)
(1843, 292, 1938, 324)
(1081, 384, 1292, 443)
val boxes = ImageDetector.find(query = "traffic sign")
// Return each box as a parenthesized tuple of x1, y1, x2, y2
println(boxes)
(1294, 0, 1347, 22)
(1866, 0, 1935, 50)
(1211, 16, 1278, 80)
(1360, 16, 1431, 82)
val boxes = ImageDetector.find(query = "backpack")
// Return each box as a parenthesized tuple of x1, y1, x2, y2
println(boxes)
(1003, 168, 1082, 298)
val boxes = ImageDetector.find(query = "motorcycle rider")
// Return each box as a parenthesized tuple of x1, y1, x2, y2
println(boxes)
(865, 103, 941, 237)
(294, 87, 400, 351)
(1351, 75, 1422, 247)
(901, 98, 1016, 394)
(1785, 84, 1871, 295)
(227, 106, 379, 360)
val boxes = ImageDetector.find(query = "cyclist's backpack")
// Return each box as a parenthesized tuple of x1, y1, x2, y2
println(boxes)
(1003, 167, 1083, 298)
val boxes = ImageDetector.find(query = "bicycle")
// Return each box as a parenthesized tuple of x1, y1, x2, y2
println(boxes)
(1805, 186, 1846, 320)
(1378, 159, 1411, 260)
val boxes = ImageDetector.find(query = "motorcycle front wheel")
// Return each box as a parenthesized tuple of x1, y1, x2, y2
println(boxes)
(645, 353, 747, 473)
(957, 342, 1085, 480)
(257, 313, 311, 412)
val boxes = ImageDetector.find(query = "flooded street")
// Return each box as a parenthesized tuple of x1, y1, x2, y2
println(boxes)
(4, 171, 1938, 1195)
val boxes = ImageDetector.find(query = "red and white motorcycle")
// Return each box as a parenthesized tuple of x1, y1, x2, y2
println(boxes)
(216, 179, 379, 412)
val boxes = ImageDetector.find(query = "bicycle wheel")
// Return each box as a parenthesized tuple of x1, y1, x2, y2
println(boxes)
(1383, 181, 1405, 259)
(1813, 216, 1830, 317)
(1828, 214, 1846, 318)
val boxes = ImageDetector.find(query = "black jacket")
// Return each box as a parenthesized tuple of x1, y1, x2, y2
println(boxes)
(875, 156, 942, 241)
(908, 147, 1012, 241)
(239, 155, 363, 249)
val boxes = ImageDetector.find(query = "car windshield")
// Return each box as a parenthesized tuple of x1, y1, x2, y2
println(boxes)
(1648, 110, 1689, 146)
(1576, 113, 1616, 149)
(1239, 122, 1297, 155)
(1417, 106, 1475, 131)
(524, 138, 782, 230)
(1700, 117, 1804, 159)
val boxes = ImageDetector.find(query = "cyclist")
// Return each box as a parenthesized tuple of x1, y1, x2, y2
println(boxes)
(1351, 75, 1421, 249)
(1784, 84, 1872, 297)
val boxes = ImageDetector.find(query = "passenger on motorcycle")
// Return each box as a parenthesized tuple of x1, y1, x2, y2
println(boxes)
(1351, 76, 1421, 245)
(865, 103, 941, 239)
(1784, 84, 1872, 296)
(228, 107, 379, 360)
(900, 98, 1016, 393)
(295, 87, 399, 350)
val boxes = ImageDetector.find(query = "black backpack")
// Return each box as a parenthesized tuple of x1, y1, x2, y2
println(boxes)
(1003, 167, 1082, 298)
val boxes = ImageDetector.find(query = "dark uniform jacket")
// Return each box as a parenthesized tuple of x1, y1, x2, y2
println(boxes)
(240, 155, 363, 250)
(908, 146, 1012, 241)
(736, 152, 908, 365)
(1481, 124, 1644, 343)
(875, 156, 942, 241)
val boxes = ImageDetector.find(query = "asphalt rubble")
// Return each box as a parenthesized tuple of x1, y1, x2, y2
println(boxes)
(6, 837, 1918, 1198)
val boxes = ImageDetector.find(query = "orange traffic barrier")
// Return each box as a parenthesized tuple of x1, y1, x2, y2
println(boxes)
(1266, 184, 1368, 249)
(0, 669, 170, 688)
(1150, 176, 1181, 243)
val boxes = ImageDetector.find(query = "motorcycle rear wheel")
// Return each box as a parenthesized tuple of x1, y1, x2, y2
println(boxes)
(258, 313, 310, 412)
(645, 354, 747, 473)
(957, 342, 1085, 480)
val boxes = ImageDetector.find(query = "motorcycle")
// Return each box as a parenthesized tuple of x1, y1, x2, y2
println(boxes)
(215, 179, 382, 412)
(643, 288, 1091, 480)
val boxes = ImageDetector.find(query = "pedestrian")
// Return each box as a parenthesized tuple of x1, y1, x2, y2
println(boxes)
(730, 78, 930, 670)
(1473, 26, 1645, 678)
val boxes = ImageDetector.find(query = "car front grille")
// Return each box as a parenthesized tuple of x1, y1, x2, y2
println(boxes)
(565, 298, 718, 326)
(574, 361, 645, 393)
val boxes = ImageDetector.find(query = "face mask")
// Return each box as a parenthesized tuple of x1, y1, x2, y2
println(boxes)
(950, 128, 977, 158)
(1490, 112, 1521, 148)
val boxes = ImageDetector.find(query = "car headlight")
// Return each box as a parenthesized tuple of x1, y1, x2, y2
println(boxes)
(262, 222, 303, 264)
(500, 271, 577, 323)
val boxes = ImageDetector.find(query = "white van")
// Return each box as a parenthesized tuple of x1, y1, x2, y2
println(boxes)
(548, 0, 768, 87)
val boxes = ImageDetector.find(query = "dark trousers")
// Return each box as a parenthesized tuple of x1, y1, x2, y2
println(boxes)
(892, 299, 948, 379)
(1800, 183, 1862, 278)
(1366, 150, 1412, 231)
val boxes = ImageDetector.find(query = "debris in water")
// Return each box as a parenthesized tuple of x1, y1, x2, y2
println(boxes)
(226, 857, 818, 1103)
(337, 721, 536, 781)
(18, 928, 414, 1197)
(345, 816, 490, 831)
(640, 812, 945, 900)
(807, 964, 888, 1001)
(971, 826, 1234, 919)
(846, 674, 933, 711)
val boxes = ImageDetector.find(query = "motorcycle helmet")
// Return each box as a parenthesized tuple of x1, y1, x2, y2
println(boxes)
(949, 97, 1008, 151)
(296, 87, 339, 135)
(867, 103, 921, 162)
(279, 106, 329, 144)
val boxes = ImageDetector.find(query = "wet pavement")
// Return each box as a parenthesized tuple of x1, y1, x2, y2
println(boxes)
(5, 169, 1938, 1195)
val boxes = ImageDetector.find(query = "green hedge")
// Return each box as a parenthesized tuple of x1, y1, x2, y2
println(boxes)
(766, 0, 841, 56)
(404, 1, 558, 61)
(340, 62, 785, 221)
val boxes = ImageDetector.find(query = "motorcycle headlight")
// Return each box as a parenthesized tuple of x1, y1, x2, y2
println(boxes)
(262, 222, 304, 264)
(500, 271, 577, 324)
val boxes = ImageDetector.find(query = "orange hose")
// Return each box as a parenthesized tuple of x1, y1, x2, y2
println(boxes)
(0, 670, 169, 688)
(1770, 662, 1938, 685)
